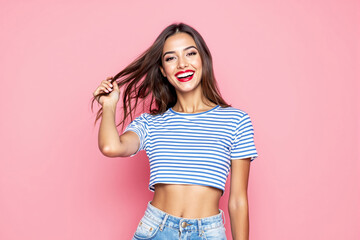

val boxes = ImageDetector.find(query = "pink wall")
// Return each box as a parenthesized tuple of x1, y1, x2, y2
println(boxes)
(1, 0, 359, 239)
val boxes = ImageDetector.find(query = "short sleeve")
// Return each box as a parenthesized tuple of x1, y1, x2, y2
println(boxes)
(123, 113, 149, 157)
(230, 112, 259, 161)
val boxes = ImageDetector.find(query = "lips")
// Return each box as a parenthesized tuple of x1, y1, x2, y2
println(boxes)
(175, 70, 195, 82)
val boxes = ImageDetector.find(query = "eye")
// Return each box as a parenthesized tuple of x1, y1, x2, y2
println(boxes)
(187, 51, 197, 56)
(165, 56, 175, 62)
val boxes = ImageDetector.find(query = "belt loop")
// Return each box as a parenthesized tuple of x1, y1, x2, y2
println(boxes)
(159, 214, 168, 231)
(198, 218, 203, 236)
(221, 209, 226, 225)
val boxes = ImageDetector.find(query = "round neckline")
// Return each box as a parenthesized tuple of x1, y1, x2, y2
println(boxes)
(169, 105, 220, 116)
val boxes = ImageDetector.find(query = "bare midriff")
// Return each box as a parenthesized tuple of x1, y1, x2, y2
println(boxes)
(151, 183, 223, 219)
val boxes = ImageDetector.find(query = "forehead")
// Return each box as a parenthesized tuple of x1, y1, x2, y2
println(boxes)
(163, 32, 196, 52)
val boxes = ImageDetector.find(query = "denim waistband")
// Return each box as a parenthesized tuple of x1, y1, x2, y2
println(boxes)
(144, 201, 226, 232)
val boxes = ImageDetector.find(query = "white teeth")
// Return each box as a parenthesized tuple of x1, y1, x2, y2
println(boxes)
(177, 71, 194, 78)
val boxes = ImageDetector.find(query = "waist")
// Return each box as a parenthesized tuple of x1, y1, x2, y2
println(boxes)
(145, 201, 225, 231)
(151, 183, 222, 218)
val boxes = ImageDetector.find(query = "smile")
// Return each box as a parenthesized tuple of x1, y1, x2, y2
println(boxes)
(175, 70, 195, 82)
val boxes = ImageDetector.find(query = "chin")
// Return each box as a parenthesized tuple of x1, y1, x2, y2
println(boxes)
(177, 83, 201, 93)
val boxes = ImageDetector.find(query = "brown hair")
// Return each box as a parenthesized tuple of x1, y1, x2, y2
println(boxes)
(91, 22, 231, 130)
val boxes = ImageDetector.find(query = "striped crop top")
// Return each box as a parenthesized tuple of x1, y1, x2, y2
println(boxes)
(122, 105, 259, 196)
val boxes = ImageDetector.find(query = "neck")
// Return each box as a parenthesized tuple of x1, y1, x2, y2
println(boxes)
(173, 85, 216, 113)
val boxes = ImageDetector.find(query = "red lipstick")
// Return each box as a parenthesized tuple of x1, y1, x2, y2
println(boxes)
(175, 70, 195, 82)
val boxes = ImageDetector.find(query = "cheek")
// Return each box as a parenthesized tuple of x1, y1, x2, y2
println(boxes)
(164, 64, 176, 75)
(193, 57, 202, 69)
(195, 58, 203, 78)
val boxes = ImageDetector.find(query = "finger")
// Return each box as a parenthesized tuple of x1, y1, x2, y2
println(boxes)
(101, 79, 113, 89)
(102, 77, 113, 85)
(101, 82, 112, 92)
(102, 79, 112, 85)
(93, 89, 103, 96)
(93, 90, 104, 102)
(102, 86, 110, 93)
(97, 86, 109, 93)
(104, 81, 113, 89)
(112, 80, 119, 90)
(101, 81, 110, 87)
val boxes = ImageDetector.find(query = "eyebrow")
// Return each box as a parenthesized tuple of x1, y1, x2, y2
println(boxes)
(163, 46, 198, 58)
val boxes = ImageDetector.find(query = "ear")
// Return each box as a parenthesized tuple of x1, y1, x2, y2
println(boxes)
(159, 66, 166, 77)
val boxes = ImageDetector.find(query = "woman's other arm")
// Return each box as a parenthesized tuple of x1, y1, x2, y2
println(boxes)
(228, 157, 251, 240)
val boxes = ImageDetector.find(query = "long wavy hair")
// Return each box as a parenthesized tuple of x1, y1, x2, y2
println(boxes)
(91, 22, 231, 130)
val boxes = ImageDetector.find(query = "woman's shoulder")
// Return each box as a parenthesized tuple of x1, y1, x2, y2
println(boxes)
(138, 109, 170, 120)
(217, 105, 249, 118)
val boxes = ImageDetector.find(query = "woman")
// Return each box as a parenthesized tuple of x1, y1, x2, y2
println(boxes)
(92, 22, 258, 240)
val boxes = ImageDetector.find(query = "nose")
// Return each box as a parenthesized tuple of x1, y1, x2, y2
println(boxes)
(177, 55, 188, 69)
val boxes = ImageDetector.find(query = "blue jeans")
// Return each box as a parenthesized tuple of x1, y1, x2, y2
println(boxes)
(132, 201, 227, 240)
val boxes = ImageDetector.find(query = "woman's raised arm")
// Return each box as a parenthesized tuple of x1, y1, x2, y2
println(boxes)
(94, 77, 140, 158)
(98, 103, 140, 158)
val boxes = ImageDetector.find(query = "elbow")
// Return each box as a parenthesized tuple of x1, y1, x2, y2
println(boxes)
(100, 145, 126, 158)
(100, 145, 116, 158)
(228, 197, 249, 211)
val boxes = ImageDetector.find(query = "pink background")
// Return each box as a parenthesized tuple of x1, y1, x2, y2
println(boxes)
(1, 0, 359, 239)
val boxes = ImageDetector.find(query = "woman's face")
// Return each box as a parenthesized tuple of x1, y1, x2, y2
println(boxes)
(160, 32, 202, 94)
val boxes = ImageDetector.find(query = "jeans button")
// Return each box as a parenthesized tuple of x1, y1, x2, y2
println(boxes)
(181, 222, 187, 228)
